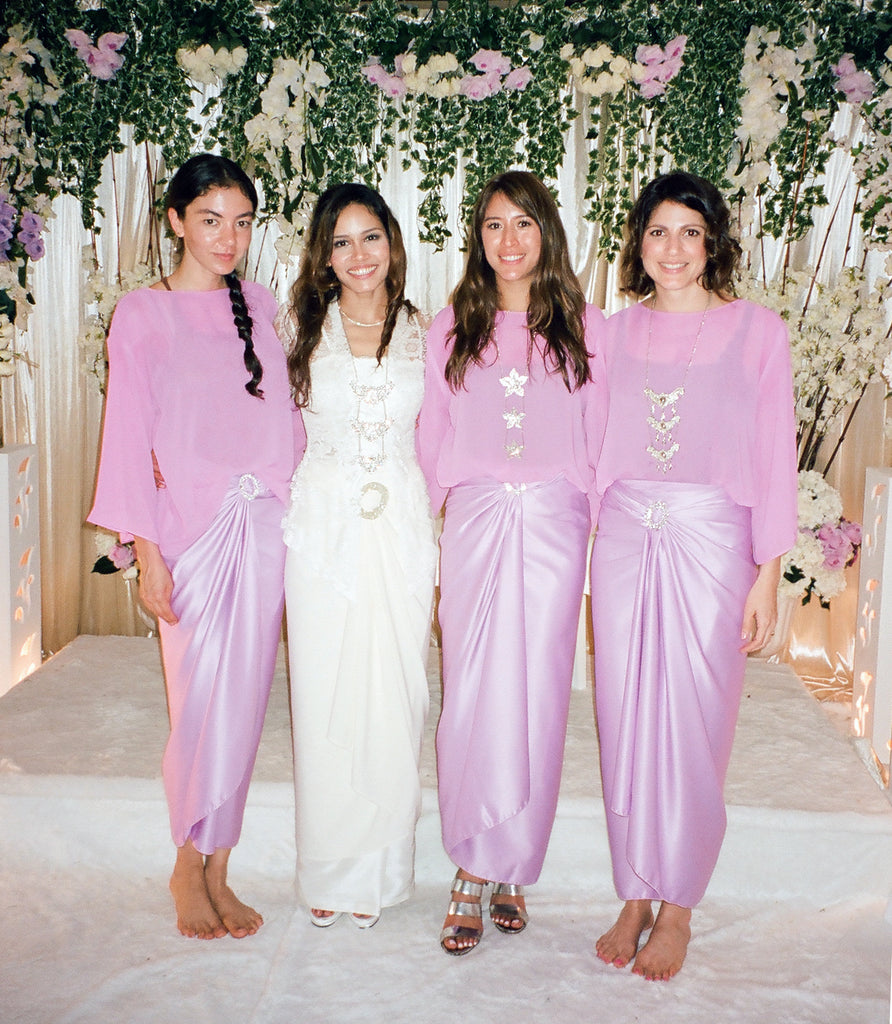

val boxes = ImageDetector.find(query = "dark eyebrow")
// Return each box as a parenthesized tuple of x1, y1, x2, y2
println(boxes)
(196, 207, 254, 219)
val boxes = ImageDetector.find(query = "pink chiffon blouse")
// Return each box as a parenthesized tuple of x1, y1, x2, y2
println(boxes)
(89, 282, 304, 557)
(595, 298, 798, 564)
(416, 304, 606, 520)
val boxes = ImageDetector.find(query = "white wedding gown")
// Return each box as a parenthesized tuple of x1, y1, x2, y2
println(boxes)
(281, 307, 437, 915)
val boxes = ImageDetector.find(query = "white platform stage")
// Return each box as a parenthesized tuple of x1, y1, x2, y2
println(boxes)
(1, 635, 891, 1024)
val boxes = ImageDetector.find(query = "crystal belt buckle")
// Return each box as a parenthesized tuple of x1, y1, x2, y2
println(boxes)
(642, 499, 669, 530)
(238, 473, 262, 501)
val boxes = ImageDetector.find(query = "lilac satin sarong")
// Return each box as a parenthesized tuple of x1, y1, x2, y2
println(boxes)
(436, 476, 590, 884)
(158, 474, 286, 855)
(591, 480, 756, 908)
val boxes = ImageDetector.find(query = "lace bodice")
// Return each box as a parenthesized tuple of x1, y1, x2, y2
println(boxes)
(280, 306, 436, 600)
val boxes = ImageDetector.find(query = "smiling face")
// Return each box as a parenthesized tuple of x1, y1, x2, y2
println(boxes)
(328, 203, 391, 303)
(640, 200, 710, 307)
(167, 186, 254, 289)
(480, 192, 542, 309)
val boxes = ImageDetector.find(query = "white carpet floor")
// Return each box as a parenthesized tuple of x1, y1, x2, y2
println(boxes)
(1, 635, 891, 1023)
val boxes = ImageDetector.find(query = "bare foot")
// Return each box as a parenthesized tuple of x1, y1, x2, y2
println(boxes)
(596, 900, 655, 968)
(169, 845, 227, 940)
(205, 873, 263, 938)
(631, 902, 691, 981)
(441, 870, 486, 955)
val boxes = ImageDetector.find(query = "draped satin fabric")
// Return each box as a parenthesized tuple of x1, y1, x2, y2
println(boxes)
(158, 475, 286, 855)
(591, 480, 756, 908)
(436, 476, 590, 885)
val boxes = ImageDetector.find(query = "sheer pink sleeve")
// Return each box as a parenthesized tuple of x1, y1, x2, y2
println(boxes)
(88, 292, 164, 543)
(750, 314, 798, 565)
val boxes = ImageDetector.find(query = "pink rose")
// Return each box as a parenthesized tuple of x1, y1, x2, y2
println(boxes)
(503, 66, 533, 91)
(470, 48, 511, 76)
(109, 543, 135, 570)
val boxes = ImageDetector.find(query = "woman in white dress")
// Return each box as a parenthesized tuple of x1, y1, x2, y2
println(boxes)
(278, 184, 437, 928)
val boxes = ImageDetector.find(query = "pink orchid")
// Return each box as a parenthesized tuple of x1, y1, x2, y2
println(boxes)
(832, 53, 875, 103)
(659, 54, 684, 82)
(470, 49, 511, 76)
(63, 29, 93, 58)
(503, 66, 533, 92)
(65, 28, 127, 80)
(635, 43, 664, 66)
(459, 73, 499, 101)
(832, 54, 858, 77)
(380, 72, 408, 99)
(362, 62, 390, 87)
(639, 79, 667, 99)
(663, 35, 687, 61)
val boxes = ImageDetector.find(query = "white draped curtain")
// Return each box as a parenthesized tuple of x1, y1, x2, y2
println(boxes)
(2, 101, 888, 680)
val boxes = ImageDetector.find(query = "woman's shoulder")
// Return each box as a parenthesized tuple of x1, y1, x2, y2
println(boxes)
(241, 279, 277, 319)
(723, 297, 788, 345)
(426, 305, 456, 342)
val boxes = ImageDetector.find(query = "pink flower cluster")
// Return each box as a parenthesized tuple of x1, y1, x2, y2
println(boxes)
(809, 518, 862, 570)
(362, 59, 408, 98)
(633, 35, 687, 99)
(362, 48, 532, 101)
(831, 53, 875, 104)
(459, 49, 532, 100)
(64, 29, 128, 81)
(0, 197, 46, 262)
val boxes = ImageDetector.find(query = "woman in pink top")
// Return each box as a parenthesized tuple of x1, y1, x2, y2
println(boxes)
(590, 171, 797, 980)
(417, 170, 604, 955)
(90, 155, 302, 940)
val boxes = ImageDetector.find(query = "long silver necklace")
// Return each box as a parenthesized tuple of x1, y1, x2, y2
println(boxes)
(643, 295, 709, 473)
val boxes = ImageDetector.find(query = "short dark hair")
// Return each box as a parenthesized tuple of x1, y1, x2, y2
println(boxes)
(619, 171, 741, 297)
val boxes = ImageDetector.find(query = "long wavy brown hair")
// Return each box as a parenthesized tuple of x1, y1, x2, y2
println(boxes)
(619, 170, 742, 297)
(445, 170, 590, 393)
(285, 183, 416, 407)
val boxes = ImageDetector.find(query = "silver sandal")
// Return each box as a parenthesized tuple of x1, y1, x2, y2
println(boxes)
(440, 873, 485, 956)
(490, 882, 529, 934)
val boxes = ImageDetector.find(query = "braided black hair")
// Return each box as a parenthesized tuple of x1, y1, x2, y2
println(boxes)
(225, 271, 263, 397)
(165, 154, 264, 399)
